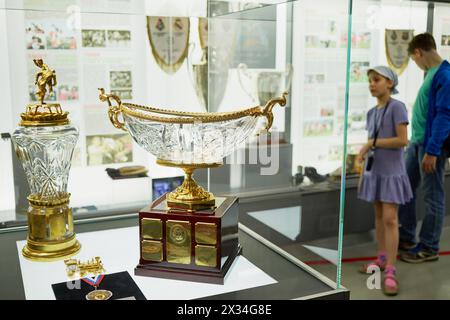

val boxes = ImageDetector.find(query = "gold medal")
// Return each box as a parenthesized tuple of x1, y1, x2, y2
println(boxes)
(81, 275, 112, 300)
(86, 288, 113, 300)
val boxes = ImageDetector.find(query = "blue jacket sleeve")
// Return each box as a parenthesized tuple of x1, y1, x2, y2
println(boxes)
(425, 71, 450, 156)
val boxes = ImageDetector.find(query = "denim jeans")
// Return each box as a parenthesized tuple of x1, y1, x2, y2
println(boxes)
(399, 141, 447, 252)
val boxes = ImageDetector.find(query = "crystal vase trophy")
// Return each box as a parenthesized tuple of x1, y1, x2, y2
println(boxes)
(99, 88, 287, 283)
(12, 59, 81, 261)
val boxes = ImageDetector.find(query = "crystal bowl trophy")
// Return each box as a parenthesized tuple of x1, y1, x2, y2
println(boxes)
(12, 59, 81, 261)
(99, 88, 287, 283)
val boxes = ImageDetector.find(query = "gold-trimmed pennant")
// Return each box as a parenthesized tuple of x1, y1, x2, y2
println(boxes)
(385, 29, 414, 75)
(147, 16, 190, 74)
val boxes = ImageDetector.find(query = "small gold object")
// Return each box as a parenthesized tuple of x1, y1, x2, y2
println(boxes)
(64, 257, 105, 277)
(195, 244, 217, 267)
(141, 218, 163, 240)
(141, 240, 163, 262)
(166, 220, 191, 264)
(86, 289, 113, 300)
(118, 165, 148, 176)
(195, 222, 217, 245)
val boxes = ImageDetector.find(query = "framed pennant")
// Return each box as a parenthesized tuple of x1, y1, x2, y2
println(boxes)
(147, 16, 190, 74)
(385, 29, 414, 75)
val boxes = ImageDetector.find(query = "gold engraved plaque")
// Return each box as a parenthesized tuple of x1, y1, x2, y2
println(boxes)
(166, 220, 191, 264)
(195, 245, 217, 267)
(141, 218, 162, 240)
(142, 240, 163, 262)
(195, 222, 217, 245)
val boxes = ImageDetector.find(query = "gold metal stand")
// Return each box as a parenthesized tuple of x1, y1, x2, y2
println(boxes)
(157, 159, 222, 210)
(23, 193, 81, 262)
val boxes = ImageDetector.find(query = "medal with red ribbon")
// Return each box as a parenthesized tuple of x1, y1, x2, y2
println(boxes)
(82, 275, 113, 300)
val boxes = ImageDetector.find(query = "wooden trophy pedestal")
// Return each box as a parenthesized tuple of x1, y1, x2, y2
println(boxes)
(135, 194, 241, 284)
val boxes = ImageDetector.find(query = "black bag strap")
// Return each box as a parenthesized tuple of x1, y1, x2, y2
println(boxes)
(372, 100, 391, 148)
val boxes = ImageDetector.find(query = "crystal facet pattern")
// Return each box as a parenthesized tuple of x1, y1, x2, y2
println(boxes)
(124, 113, 258, 164)
(12, 125, 79, 200)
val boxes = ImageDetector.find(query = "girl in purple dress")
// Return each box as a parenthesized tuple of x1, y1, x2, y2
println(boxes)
(357, 66, 413, 296)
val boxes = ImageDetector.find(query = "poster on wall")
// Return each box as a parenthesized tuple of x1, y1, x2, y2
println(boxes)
(146, 16, 190, 74)
(86, 134, 133, 166)
(385, 29, 414, 75)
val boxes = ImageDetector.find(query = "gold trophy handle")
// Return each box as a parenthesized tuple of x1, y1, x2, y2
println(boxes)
(259, 91, 288, 133)
(98, 88, 127, 131)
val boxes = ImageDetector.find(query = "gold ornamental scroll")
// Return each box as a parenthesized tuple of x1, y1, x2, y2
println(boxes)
(147, 17, 190, 74)
(385, 29, 414, 75)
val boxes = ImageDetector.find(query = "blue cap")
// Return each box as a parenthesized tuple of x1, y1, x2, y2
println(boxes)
(367, 66, 399, 94)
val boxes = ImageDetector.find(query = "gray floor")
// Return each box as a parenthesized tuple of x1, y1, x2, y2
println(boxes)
(303, 223, 450, 300)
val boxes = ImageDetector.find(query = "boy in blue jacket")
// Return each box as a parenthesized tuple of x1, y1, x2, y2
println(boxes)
(399, 33, 450, 263)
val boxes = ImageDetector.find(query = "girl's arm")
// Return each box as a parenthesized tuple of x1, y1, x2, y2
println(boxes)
(367, 123, 408, 149)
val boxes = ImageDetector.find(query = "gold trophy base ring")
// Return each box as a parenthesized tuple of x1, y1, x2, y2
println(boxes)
(22, 236, 81, 262)
(157, 159, 221, 211)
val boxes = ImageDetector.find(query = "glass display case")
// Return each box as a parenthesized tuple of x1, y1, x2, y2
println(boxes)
(1, 0, 450, 300)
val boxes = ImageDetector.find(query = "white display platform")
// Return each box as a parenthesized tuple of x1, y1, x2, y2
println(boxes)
(17, 226, 277, 300)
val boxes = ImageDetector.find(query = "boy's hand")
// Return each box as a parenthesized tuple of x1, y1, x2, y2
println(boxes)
(422, 153, 437, 173)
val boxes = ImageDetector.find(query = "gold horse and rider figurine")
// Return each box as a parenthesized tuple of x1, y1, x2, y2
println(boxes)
(28, 59, 63, 115)
(34, 58, 57, 104)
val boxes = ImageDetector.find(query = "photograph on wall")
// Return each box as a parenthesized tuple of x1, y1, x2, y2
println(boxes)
(110, 71, 133, 100)
(320, 106, 334, 117)
(441, 34, 450, 46)
(336, 110, 366, 135)
(45, 22, 77, 49)
(341, 31, 371, 49)
(303, 119, 334, 137)
(305, 73, 326, 84)
(86, 134, 133, 166)
(350, 61, 369, 83)
(107, 30, 131, 47)
(110, 71, 132, 88)
(349, 111, 366, 132)
(57, 85, 79, 101)
(328, 20, 337, 35)
(111, 89, 132, 100)
(25, 22, 46, 50)
(82, 29, 106, 47)
(305, 35, 337, 49)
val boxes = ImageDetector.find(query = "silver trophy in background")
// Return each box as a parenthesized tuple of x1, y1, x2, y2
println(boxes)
(237, 63, 293, 106)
